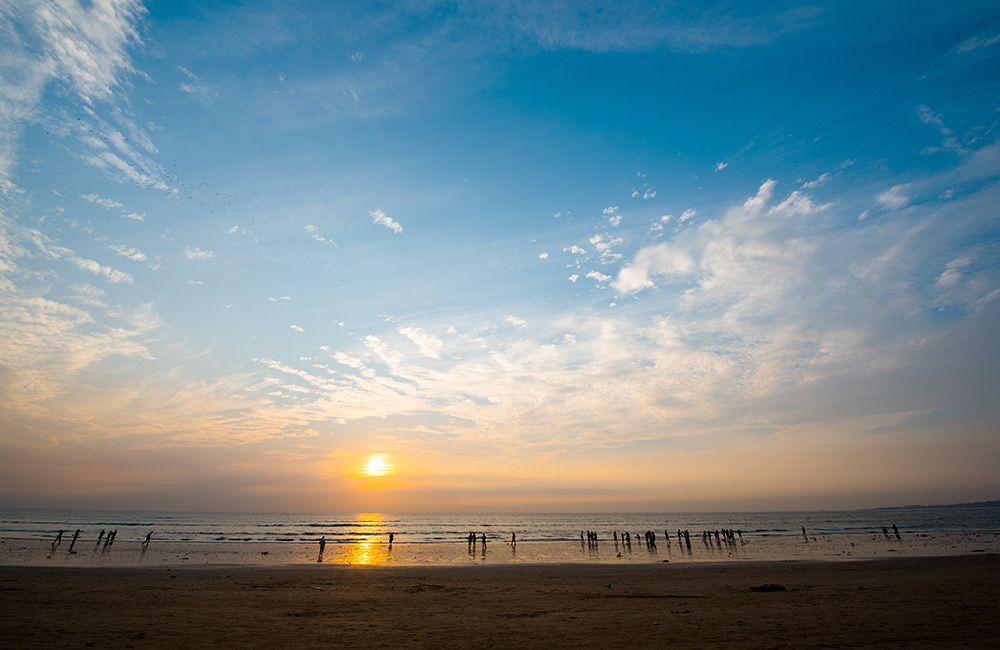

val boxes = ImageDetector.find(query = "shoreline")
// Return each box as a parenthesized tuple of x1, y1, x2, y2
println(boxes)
(3, 530, 998, 568)
(3, 555, 998, 648)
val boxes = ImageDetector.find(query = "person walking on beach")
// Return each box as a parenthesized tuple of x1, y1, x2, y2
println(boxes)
(68, 529, 81, 552)
(801, 526, 808, 542)
(52, 529, 64, 551)
(96, 529, 105, 546)
(142, 531, 152, 550)
(481, 532, 487, 550)
(893, 524, 900, 540)
(388, 532, 394, 546)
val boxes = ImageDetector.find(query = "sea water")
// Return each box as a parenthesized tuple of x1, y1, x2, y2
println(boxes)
(2, 507, 998, 545)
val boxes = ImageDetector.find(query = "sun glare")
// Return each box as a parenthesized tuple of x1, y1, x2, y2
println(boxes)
(363, 454, 391, 477)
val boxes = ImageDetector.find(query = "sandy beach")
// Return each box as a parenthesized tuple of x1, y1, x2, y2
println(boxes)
(1, 554, 998, 649)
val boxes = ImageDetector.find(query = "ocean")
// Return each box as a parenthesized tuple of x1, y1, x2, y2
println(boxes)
(3, 507, 999, 545)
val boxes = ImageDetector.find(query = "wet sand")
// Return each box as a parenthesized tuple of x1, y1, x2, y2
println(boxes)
(2, 554, 998, 649)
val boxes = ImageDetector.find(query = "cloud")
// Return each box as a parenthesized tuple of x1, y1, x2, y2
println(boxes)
(678, 209, 697, 223)
(71, 256, 133, 284)
(184, 247, 214, 260)
(589, 233, 623, 262)
(370, 209, 403, 234)
(568, 274, 579, 283)
(290, 325, 303, 332)
(305, 225, 336, 245)
(33, 0, 147, 106)
(956, 31, 1000, 54)
(268, 296, 291, 302)
(611, 242, 694, 294)
(505, 315, 527, 328)
(80, 193, 123, 209)
(0, 0, 169, 193)
(715, 162, 728, 172)
(743, 179, 777, 213)
(364, 335, 404, 366)
(564, 245, 586, 255)
(397, 325, 444, 359)
(586, 270, 611, 283)
(800, 173, 830, 189)
(108, 243, 147, 262)
(538, 252, 548, 259)
(770, 190, 832, 216)
(877, 184, 911, 210)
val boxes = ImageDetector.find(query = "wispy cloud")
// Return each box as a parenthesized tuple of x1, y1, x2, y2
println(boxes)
(184, 247, 214, 260)
(370, 209, 403, 233)
(877, 184, 911, 210)
(397, 325, 444, 359)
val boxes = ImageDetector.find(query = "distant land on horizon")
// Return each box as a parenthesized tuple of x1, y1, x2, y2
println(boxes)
(874, 500, 1000, 510)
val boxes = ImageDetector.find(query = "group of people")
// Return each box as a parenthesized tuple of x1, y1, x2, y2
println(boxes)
(701, 528, 744, 545)
(466, 532, 487, 550)
(882, 525, 901, 540)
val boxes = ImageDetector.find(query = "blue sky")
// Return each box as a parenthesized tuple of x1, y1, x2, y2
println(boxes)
(1, 0, 999, 512)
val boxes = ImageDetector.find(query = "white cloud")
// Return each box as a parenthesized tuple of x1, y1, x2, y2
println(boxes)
(108, 243, 147, 262)
(608, 215, 622, 226)
(268, 296, 291, 302)
(612, 243, 695, 294)
(589, 233, 623, 262)
(333, 351, 365, 369)
(743, 179, 777, 213)
(564, 245, 586, 255)
(80, 193, 123, 209)
(71, 256, 133, 284)
(569, 274, 579, 283)
(800, 173, 830, 189)
(936, 258, 970, 288)
(397, 325, 444, 359)
(679, 209, 697, 223)
(290, 325, 303, 332)
(715, 161, 728, 172)
(877, 184, 911, 210)
(770, 190, 832, 216)
(538, 252, 548, 259)
(364, 335, 404, 366)
(370, 209, 403, 234)
(586, 270, 611, 283)
(643, 189, 656, 199)
(184, 247, 214, 260)
(505, 315, 528, 328)
(956, 31, 1000, 54)
(602, 206, 619, 216)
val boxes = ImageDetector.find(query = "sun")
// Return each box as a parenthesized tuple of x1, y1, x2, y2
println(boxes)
(362, 454, 391, 477)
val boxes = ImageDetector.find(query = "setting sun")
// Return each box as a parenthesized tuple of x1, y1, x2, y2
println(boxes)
(363, 454, 391, 477)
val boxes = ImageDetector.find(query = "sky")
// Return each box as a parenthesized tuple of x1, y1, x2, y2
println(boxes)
(1, 0, 999, 513)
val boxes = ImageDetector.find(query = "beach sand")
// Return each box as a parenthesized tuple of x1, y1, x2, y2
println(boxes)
(2, 554, 998, 649)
